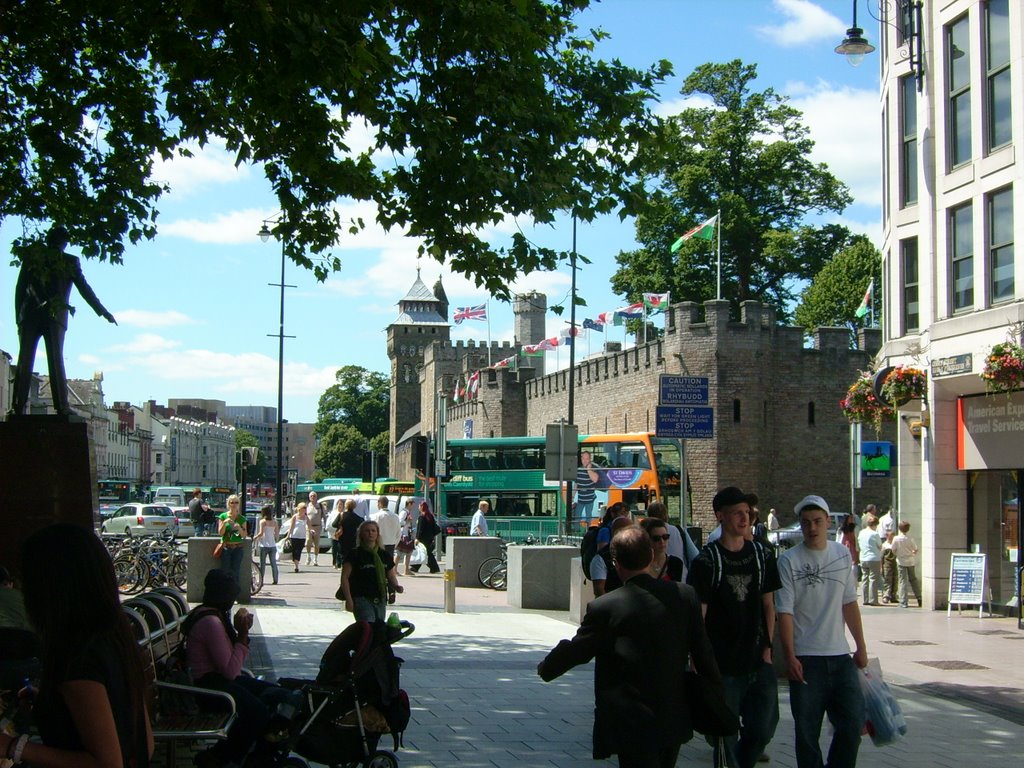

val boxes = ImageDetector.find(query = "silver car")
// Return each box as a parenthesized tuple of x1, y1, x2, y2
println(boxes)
(101, 503, 180, 537)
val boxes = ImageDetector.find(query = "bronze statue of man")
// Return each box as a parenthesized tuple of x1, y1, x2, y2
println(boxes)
(10, 226, 116, 416)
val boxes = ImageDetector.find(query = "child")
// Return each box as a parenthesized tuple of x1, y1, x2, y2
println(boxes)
(890, 521, 922, 607)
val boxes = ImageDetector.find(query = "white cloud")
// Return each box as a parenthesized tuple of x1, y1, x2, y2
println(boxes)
(160, 208, 275, 245)
(151, 139, 251, 196)
(108, 333, 182, 355)
(789, 82, 881, 207)
(114, 309, 198, 328)
(756, 0, 846, 47)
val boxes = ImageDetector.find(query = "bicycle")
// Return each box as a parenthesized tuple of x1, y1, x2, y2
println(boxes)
(478, 542, 508, 590)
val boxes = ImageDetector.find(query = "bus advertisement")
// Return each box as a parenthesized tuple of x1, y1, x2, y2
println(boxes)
(296, 478, 416, 498)
(437, 433, 682, 543)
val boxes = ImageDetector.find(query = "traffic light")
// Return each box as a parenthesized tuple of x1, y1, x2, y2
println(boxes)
(361, 452, 373, 483)
(282, 483, 289, 496)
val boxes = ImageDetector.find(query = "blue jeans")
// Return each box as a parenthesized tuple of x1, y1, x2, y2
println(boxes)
(220, 545, 244, 587)
(353, 596, 386, 623)
(259, 546, 279, 585)
(717, 661, 779, 768)
(576, 498, 595, 521)
(789, 655, 865, 768)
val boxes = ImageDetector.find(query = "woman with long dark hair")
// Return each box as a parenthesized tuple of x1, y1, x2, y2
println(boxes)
(0, 523, 153, 767)
(414, 500, 441, 574)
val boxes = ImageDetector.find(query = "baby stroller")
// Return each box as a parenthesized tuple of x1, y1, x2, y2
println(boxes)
(273, 618, 414, 768)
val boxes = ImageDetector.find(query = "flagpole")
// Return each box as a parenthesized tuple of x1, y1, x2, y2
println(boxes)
(716, 208, 722, 301)
(486, 299, 492, 366)
(869, 278, 874, 327)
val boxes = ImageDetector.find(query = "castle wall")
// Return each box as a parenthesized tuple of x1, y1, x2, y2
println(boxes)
(511, 300, 887, 530)
(392, 298, 890, 534)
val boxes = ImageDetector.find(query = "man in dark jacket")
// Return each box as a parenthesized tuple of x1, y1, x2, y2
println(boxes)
(538, 526, 723, 767)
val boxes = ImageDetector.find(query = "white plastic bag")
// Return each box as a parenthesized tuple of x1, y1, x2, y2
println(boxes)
(859, 659, 907, 746)
(409, 542, 427, 566)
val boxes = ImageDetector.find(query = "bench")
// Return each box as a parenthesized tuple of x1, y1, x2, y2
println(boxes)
(122, 589, 237, 765)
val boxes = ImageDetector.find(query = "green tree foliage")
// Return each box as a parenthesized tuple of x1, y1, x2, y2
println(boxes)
(794, 238, 882, 334)
(317, 366, 389, 439)
(314, 423, 366, 478)
(1, 1, 670, 296)
(234, 428, 267, 480)
(611, 60, 851, 312)
(315, 366, 390, 477)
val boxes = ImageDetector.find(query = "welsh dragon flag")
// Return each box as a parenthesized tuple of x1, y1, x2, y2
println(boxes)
(643, 292, 670, 313)
(671, 214, 718, 252)
(855, 279, 874, 319)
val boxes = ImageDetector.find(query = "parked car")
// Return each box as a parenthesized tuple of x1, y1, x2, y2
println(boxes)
(170, 506, 194, 537)
(100, 503, 180, 537)
(770, 512, 848, 550)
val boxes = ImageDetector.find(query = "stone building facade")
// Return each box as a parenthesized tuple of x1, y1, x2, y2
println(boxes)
(388, 274, 888, 531)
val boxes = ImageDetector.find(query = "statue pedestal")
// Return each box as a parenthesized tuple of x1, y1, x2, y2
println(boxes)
(0, 416, 96, 576)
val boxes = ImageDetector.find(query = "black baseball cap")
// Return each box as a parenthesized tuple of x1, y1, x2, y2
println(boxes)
(713, 486, 759, 512)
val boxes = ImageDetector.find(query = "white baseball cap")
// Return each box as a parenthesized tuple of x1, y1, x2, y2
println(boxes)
(794, 494, 830, 516)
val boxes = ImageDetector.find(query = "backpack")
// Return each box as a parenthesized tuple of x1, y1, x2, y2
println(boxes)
(580, 526, 601, 580)
(383, 687, 411, 750)
(704, 539, 768, 594)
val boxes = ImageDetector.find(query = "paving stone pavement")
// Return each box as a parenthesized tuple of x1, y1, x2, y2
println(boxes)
(158, 562, 1024, 767)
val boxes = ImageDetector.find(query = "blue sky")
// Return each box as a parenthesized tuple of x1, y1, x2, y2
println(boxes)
(0, 0, 882, 424)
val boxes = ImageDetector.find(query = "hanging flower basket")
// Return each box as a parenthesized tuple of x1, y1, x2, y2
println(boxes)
(840, 372, 895, 433)
(981, 342, 1024, 395)
(879, 365, 928, 407)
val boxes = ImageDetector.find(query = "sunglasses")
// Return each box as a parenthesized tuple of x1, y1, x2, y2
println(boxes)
(651, 534, 671, 542)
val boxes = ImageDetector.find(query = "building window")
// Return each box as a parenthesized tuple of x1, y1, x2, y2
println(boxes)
(947, 15, 972, 168)
(986, 0, 1011, 151)
(951, 203, 974, 312)
(989, 187, 1014, 303)
(900, 76, 917, 206)
(732, 399, 741, 423)
(807, 402, 815, 426)
(901, 237, 920, 333)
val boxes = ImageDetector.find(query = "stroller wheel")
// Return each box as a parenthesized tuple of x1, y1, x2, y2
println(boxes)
(364, 750, 399, 768)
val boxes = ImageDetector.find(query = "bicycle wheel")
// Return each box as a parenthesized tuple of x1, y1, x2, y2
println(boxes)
(113, 555, 145, 595)
(487, 563, 508, 591)
(251, 560, 264, 595)
(168, 557, 187, 590)
(478, 556, 504, 587)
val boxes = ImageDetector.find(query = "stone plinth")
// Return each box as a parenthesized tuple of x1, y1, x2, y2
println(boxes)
(507, 545, 578, 610)
(569, 556, 595, 624)
(187, 537, 252, 604)
(448, 536, 503, 587)
(0, 416, 95, 577)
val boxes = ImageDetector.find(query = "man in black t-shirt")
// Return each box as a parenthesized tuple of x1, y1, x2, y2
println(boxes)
(188, 489, 209, 537)
(687, 486, 781, 768)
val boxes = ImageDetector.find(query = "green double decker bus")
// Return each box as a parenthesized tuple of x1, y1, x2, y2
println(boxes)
(437, 433, 683, 542)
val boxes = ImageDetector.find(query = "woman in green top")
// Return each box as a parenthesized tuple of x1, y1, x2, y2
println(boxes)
(218, 494, 249, 585)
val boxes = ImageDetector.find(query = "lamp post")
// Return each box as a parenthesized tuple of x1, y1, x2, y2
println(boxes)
(834, 0, 876, 67)
(258, 217, 296, 520)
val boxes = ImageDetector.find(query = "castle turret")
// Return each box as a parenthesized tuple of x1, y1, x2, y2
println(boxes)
(387, 271, 451, 471)
(513, 291, 547, 376)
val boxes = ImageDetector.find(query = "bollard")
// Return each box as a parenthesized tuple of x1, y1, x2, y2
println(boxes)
(444, 568, 456, 613)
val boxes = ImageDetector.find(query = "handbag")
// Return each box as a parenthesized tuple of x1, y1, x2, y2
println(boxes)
(212, 542, 224, 559)
(685, 669, 739, 738)
(397, 534, 415, 554)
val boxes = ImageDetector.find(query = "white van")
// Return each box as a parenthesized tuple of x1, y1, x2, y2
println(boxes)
(152, 487, 189, 508)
